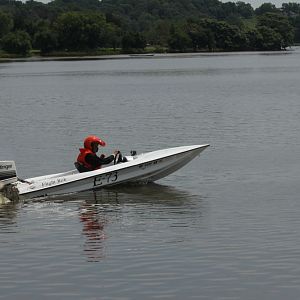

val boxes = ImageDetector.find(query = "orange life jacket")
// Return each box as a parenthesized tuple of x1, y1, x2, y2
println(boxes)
(77, 148, 101, 171)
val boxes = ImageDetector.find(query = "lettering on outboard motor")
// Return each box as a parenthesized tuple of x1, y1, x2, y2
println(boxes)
(0, 164, 12, 170)
(0, 163, 16, 182)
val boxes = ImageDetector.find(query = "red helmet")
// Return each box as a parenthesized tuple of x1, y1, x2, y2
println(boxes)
(84, 135, 106, 150)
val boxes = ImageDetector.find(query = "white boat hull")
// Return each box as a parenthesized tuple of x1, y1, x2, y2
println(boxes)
(1, 144, 209, 200)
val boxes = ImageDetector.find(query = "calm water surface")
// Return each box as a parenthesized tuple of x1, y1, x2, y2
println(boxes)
(1, 48, 300, 299)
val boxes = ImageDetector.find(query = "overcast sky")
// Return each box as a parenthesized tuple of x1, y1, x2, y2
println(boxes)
(221, 0, 300, 8)
(34, 0, 300, 9)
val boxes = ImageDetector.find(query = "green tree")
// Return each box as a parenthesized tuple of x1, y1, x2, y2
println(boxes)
(257, 26, 282, 50)
(1, 0, 296, 54)
(257, 12, 294, 48)
(104, 23, 121, 49)
(294, 15, 300, 43)
(201, 19, 245, 50)
(236, 1, 254, 18)
(255, 3, 279, 15)
(33, 29, 58, 54)
(55, 12, 111, 50)
(281, 2, 300, 16)
(168, 28, 192, 51)
(146, 20, 171, 46)
(0, 11, 13, 38)
(187, 23, 210, 51)
(244, 28, 263, 50)
(121, 32, 147, 51)
(1, 30, 32, 55)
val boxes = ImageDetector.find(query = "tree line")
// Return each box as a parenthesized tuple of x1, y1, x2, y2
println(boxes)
(0, 0, 299, 56)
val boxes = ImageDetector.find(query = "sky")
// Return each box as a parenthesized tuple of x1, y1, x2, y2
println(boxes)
(223, 0, 300, 8)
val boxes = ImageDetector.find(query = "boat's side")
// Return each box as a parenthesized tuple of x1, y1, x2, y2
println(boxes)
(25, 169, 78, 183)
(11, 144, 209, 199)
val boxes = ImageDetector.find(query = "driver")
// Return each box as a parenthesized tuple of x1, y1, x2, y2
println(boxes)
(75, 135, 119, 172)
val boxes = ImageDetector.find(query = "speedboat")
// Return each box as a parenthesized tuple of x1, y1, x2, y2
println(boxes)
(0, 144, 209, 201)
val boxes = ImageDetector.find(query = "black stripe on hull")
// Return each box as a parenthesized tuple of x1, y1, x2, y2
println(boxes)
(0, 171, 16, 176)
(0, 174, 17, 181)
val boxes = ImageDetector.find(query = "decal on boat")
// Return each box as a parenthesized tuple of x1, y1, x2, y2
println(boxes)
(42, 177, 67, 187)
(94, 171, 118, 187)
(139, 159, 162, 170)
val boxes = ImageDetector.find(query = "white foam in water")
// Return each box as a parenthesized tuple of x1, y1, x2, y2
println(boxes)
(0, 181, 11, 204)
(0, 193, 11, 204)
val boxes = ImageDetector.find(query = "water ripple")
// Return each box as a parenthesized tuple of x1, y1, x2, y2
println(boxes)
(1, 49, 300, 299)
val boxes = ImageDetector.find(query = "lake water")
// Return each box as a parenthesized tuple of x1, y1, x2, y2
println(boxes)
(1, 48, 300, 299)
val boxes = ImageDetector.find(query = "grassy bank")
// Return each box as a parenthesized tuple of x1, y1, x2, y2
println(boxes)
(0, 46, 169, 60)
(1, 45, 297, 61)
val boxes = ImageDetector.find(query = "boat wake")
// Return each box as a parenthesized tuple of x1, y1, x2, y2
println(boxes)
(0, 193, 11, 204)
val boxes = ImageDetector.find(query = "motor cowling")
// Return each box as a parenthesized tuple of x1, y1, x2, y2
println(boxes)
(0, 161, 18, 188)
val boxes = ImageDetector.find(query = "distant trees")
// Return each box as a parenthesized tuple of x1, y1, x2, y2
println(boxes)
(255, 3, 279, 15)
(55, 12, 107, 50)
(236, 1, 254, 18)
(281, 2, 300, 16)
(257, 12, 294, 49)
(294, 16, 300, 42)
(166, 11, 294, 52)
(256, 26, 281, 50)
(121, 32, 147, 52)
(281, 3, 300, 44)
(187, 23, 214, 51)
(0, 11, 13, 38)
(1, 30, 31, 55)
(33, 29, 58, 54)
(0, 0, 298, 56)
(168, 25, 191, 51)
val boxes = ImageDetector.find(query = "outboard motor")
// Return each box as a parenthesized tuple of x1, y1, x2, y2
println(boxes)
(0, 161, 19, 201)
(0, 161, 18, 189)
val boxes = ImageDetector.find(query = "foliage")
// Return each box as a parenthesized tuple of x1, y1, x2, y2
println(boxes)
(0, 0, 298, 56)
(168, 26, 192, 51)
(33, 29, 58, 54)
(256, 26, 282, 50)
(294, 16, 300, 42)
(281, 2, 300, 16)
(255, 3, 279, 15)
(0, 11, 13, 38)
(1, 30, 31, 54)
(55, 11, 119, 50)
(187, 22, 212, 51)
(121, 32, 147, 51)
(236, 1, 254, 18)
(257, 12, 294, 48)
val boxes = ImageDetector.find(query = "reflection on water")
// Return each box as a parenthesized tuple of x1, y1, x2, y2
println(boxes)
(0, 199, 19, 231)
(11, 183, 201, 263)
(79, 201, 107, 262)
(74, 184, 202, 262)
(3, 50, 300, 299)
(23, 183, 196, 205)
(97, 183, 198, 205)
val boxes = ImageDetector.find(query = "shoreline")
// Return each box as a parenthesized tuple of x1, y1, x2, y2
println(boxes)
(0, 47, 298, 63)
